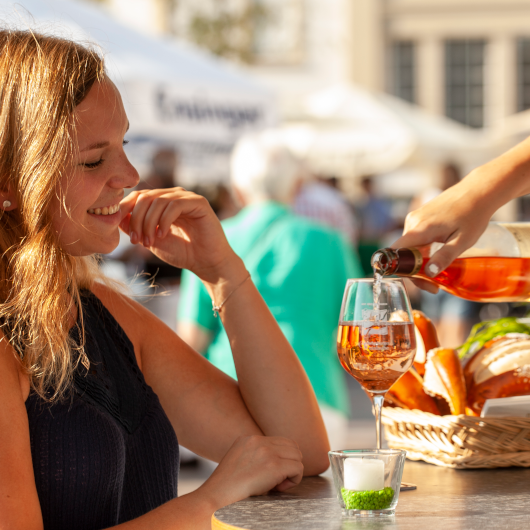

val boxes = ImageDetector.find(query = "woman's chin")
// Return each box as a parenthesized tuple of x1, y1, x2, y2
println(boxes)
(95, 235, 121, 256)
(65, 234, 121, 257)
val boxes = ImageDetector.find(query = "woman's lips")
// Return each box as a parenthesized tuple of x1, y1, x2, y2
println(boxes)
(87, 203, 120, 216)
(87, 203, 122, 224)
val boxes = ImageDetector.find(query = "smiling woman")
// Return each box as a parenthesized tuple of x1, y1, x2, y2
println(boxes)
(0, 28, 330, 530)
(0, 30, 110, 400)
(49, 79, 138, 257)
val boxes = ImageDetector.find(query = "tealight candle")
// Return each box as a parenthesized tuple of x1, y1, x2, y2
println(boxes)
(344, 457, 385, 491)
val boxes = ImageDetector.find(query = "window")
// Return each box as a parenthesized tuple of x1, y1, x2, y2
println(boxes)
(445, 39, 486, 128)
(517, 38, 530, 112)
(392, 41, 416, 104)
(253, 0, 304, 65)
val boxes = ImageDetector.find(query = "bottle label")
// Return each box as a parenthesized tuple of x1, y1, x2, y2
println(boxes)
(500, 223, 530, 257)
(395, 248, 423, 276)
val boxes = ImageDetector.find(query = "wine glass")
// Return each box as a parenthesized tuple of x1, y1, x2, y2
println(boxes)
(337, 278, 416, 449)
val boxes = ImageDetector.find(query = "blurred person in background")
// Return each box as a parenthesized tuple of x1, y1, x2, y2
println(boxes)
(294, 175, 358, 247)
(357, 176, 395, 275)
(191, 183, 239, 221)
(137, 147, 178, 190)
(410, 163, 480, 348)
(177, 131, 364, 449)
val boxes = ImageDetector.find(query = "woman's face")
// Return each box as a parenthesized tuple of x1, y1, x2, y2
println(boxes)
(50, 79, 139, 256)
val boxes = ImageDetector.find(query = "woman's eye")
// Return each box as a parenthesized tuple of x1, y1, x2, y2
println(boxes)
(83, 159, 104, 169)
(81, 141, 127, 168)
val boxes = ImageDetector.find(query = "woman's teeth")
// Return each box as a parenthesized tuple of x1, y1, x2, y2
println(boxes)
(88, 204, 120, 215)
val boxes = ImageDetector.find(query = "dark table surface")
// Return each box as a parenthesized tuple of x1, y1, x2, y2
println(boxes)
(212, 460, 530, 529)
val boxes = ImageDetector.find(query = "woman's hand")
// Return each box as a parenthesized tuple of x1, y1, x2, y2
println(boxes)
(197, 435, 304, 509)
(391, 176, 495, 293)
(119, 188, 239, 284)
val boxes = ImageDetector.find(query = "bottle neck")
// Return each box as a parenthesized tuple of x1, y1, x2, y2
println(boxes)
(371, 247, 423, 276)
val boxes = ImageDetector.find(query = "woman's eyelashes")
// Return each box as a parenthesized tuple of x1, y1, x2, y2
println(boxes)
(84, 159, 104, 169)
(81, 140, 129, 169)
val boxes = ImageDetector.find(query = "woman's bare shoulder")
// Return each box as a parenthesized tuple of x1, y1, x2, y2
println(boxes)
(0, 330, 29, 402)
(90, 281, 147, 322)
(0, 329, 43, 528)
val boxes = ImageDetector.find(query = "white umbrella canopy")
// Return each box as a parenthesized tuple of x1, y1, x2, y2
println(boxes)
(0, 0, 277, 183)
(281, 84, 417, 179)
(281, 84, 496, 179)
(378, 93, 495, 167)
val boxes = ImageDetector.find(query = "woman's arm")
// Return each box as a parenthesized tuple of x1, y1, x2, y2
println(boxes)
(177, 321, 211, 354)
(393, 135, 530, 289)
(118, 188, 330, 474)
(0, 338, 43, 530)
(110, 434, 303, 530)
(0, 322, 303, 530)
(200, 257, 330, 474)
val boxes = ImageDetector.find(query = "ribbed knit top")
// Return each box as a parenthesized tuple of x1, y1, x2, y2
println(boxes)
(25, 290, 180, 530)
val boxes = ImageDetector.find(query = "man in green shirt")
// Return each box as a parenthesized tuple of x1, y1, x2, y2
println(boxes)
(178, 132, 364, 448)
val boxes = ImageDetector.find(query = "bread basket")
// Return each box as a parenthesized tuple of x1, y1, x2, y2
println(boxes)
(381, 407, 530, 469)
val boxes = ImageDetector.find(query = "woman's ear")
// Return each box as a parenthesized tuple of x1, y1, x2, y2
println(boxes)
(0, 192, 17, 211)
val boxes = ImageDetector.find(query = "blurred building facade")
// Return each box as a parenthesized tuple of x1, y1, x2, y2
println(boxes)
(381, 0, 530, 129)
(96, 0, 530, 129)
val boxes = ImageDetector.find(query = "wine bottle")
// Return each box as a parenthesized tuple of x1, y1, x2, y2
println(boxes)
(371, 222, 530, 302)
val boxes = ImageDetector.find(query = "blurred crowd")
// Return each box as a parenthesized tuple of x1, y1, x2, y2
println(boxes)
(103, 131, 520, 432)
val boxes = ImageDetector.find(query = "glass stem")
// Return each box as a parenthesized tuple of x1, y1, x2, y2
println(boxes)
(372, 394, 385, 449)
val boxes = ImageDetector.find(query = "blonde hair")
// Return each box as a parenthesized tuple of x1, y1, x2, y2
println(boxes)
(0, 29, 107, 401)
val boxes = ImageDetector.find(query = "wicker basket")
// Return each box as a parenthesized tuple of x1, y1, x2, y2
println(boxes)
(381, 407, 530, 469)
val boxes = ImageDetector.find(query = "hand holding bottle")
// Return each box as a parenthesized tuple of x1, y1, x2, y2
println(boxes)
(392, 134, 530, 293)
(392, 178, 493, 293)
(374, 221, 530, 302)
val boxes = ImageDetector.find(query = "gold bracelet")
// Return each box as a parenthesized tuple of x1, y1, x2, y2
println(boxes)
(212, 272, 251, 317)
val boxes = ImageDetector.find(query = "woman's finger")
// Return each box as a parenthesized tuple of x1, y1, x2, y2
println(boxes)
(119, 190, 141, 218)
(272, 446, 303, 465)
(142, 196, 173, 246)
(127, 191, 159, 244)
(119, 212, 131, 235)
(410, 278, 439, 294)
(155, 194, 211, 239)
(425, 233, 475, 276)
(156, 201, 183, 239)
(277, 458, 304, 489)
(391, 222, 456, 250)
(275, 477, 299, 492)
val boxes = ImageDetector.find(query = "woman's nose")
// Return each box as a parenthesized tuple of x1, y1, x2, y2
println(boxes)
(111, 155, 140, 189)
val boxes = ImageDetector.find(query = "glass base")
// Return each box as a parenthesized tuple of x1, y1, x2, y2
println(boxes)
(342, 508, 395, 517)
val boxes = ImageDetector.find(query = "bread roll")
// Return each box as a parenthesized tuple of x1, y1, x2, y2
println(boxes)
(463, 334, 530, 388)
(467, 365, 530, 415)
(423, 348, 467, 415)
(412, 310, 440, 376)
(385, 369, 440, 414)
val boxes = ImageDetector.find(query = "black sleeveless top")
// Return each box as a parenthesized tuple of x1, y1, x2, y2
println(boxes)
(25, 290, 179, 530)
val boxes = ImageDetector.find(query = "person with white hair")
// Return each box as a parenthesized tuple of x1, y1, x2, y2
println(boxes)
(178, 131, 364, 448)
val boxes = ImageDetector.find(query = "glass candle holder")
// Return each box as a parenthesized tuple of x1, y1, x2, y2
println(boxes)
(328, 449, 406, 517)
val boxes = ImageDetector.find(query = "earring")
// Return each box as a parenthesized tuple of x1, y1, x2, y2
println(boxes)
(2, 200, 11, 209)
